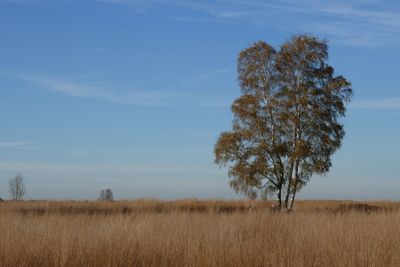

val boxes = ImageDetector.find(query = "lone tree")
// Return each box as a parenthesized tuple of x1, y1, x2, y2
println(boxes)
(215, 35, 352, 211)
(99, 188, 114, 201)
(9, 173, 26, 200)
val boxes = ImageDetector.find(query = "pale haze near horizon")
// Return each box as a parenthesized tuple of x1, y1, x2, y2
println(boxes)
(0, 0, 399, 201)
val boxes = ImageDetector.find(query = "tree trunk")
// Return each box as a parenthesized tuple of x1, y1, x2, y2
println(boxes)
(277, 188, 282, 210)
(289, 184, 297, 211)
(288, 160, 300, 211)
(284, 172, 293, 210)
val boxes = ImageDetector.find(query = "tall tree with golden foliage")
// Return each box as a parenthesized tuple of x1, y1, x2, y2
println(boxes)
(215, 35, 352, 211)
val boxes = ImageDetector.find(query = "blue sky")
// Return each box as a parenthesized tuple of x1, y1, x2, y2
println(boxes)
(0, 0, 399, 200)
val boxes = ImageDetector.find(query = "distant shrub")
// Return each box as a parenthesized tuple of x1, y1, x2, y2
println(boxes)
(98, 188, 114, 201)
(9, 173, 26, 200)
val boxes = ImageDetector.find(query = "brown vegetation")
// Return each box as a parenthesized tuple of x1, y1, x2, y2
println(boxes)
(1, 199, 400, 266)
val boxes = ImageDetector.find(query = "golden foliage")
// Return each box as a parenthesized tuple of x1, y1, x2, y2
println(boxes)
(215, 34, 352, 209)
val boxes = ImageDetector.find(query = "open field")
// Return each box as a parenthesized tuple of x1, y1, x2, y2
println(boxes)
(1, 199, 400, 267)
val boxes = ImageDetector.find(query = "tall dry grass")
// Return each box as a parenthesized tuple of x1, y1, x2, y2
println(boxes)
(1, 199, 400, 267)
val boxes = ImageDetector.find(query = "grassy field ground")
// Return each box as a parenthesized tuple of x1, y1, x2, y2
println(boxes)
(1, 199, 400, 267)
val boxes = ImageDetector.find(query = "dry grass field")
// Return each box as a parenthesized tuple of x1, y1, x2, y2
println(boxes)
(1, 199, 400, 267)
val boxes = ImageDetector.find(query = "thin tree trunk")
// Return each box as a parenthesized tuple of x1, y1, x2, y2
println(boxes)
(277, 188, 282, 209)
(285, 101, 300, 211)
(289, 184, 297, 211)
(284, 165, 294, 210)
(288, 160, 300, 211)
(283, 185, 290, 210)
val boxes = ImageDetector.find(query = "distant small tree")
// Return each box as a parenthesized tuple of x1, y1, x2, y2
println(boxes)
(105, 188, 113, 201)
(99, 188, 113, 201)
(9, 173, 26, 200)
(99, 189, 106, 200)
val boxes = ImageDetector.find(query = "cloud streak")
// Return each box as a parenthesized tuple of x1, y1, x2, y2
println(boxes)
(13, 73, 177, 106)
(6, 70, 234, 108)
(96, 0, 400, 47)
(3, 0, 399, 47)
(351, 97, 400, 109)
(0, 160, 220, 176)
(0, 141, 29, 148)
(180, 69, 230, 86)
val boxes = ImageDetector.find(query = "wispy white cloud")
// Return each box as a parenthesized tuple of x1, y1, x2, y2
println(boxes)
(351, 97, 400, 109)
(0, 160, 220, 175)
(6, 71, 233, 108)
(180, 69, 230, 85)
(96, 0, 400, 47)
(5, 0, 398, 47)
(13, 73, 177, 106)
(0, 141, 29, 148)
